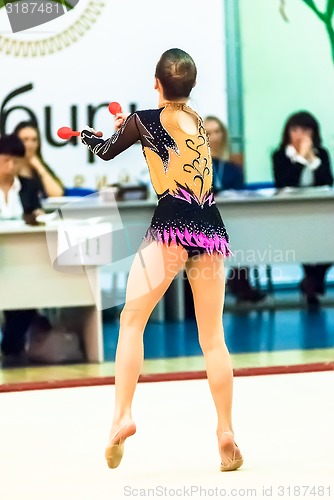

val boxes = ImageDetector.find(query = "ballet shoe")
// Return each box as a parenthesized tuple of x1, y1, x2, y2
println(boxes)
(105, 421, 136, 469)
(219, 431, 243, 472)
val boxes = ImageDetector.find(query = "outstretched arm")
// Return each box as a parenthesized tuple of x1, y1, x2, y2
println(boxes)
(81, 113, 140, 161)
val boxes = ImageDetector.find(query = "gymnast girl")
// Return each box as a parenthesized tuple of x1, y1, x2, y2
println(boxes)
(81, 48, 243, 472)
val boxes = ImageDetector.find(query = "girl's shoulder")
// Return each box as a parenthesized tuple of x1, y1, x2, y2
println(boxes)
(135, 107, 161, 116)
(133, 108, 163, 125)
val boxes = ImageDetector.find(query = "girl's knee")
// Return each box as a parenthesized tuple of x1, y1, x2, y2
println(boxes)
(198, 329, 226, 352)
(120, 304, 149, 330)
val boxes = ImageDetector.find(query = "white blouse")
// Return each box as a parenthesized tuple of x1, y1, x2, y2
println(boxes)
(0, 177, 23, 219)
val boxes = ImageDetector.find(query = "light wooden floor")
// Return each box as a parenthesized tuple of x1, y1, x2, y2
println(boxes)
(1, 348, 334, 386)
(0, 372, 333, 500)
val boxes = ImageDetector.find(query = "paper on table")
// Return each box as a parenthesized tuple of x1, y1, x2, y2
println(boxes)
(43, 196, 83, 204)
(216, 188, 277, 199)
(277, 186, 333, 195)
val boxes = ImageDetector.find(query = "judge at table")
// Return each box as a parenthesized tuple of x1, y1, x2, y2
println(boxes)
(0, 134, 41, 363)
(272, 111, 333, 306)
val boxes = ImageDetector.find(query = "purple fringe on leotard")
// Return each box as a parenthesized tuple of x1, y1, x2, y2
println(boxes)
(173, 187, 216, 207)
(144, 225, 232, 257)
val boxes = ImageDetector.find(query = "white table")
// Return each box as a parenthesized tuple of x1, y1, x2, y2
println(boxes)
(44, 186, 334, 265)
(0, 222, 103, 362)
(44, 187, 334, 321)
(217, 187, 334, 266)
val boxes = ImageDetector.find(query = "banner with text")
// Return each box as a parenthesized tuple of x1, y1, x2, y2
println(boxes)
(0, 0, 227, 190)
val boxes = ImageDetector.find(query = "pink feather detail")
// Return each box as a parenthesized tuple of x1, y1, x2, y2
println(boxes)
(192, 231, 208, 248)
(173, 187, 194, 204)
(163, 228, 169, 243)
(156, 230, 163, 242)
(173, 188, 216, 207)
(169, 227, 177, 244)
(145, 227, 231, 256)
(207, 193, 215, 206)
(175, 228, 187, 245)
(184, 227, 197, 247)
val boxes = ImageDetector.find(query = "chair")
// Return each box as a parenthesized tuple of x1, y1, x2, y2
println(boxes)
(64, 187, 97, 197)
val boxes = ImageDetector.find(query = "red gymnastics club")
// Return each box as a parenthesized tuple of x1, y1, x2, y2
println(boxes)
(57, 127, 80, 139)
(108, 101, 122, 115)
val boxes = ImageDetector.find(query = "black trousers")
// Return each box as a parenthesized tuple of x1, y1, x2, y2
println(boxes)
(303, 263, 332, 293)
(1, 309, 37, 355)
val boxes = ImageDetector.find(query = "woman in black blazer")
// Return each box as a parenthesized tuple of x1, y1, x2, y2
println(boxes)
(272, 111, 333, 306)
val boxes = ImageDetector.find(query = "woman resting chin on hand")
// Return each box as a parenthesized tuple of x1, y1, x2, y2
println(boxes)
(13, 121, 64, 198)
(272, 110, 334, 307)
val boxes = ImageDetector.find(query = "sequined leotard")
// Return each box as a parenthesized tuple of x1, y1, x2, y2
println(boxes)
(81, 102, 231, 257)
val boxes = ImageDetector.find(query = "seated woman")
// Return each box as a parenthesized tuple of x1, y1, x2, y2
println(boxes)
(0, 134, 42, 364)
(272, 110, 334, 306)
(203, 115, 266, 303)
(13, 121, 64, 198)
(204, 116, 243, 191)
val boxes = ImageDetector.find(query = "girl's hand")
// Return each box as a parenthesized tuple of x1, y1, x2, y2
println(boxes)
(81, 126, 103, 137)
(115, 112, 130, 130)
(89, 129, 103, 137)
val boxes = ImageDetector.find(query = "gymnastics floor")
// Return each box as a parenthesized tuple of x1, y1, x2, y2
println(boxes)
(0, 372, 333, 500)
(1, 301, 333, 391)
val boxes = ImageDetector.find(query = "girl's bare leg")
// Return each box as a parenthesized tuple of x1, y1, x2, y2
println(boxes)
(108, 241, 188, 442)
(185, 252, 242, 467)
